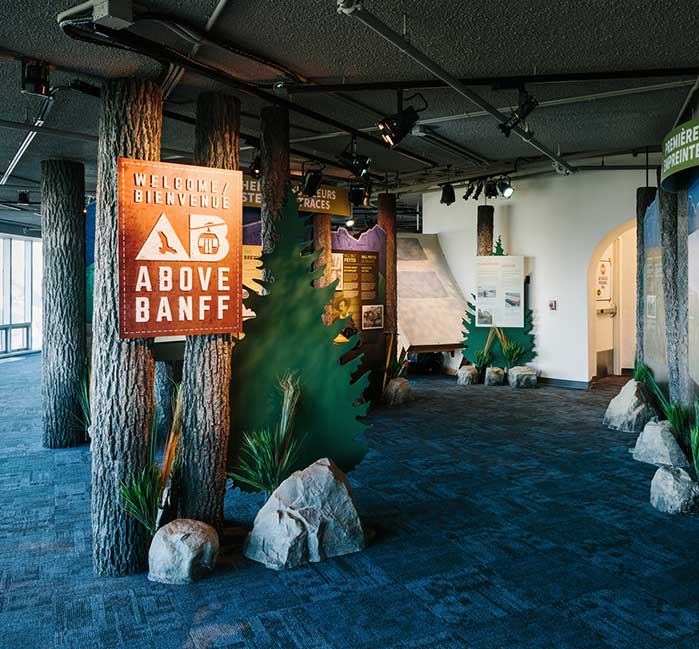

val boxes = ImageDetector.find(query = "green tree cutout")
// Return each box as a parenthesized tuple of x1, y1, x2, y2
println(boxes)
(492, 236, 506, 256)
(462, 295, 535, 368)
(228, 187, 369, 480)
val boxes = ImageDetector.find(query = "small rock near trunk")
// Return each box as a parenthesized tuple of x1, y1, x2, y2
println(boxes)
(148, 519, 219, 584)
(603, 379, 656, 433)
(508, 365, 537, 388)
(632, 419, 689, 468)
(384, 377, 415, 405)
(650, 467, 699, 514)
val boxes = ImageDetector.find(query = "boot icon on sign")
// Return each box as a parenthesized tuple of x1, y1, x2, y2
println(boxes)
(191, 222, 220, 256)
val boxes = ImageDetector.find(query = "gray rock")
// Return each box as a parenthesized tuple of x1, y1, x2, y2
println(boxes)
(508, 365, 537, 388)
(384, 377, 414, 405)
(632, 419, 689, 468)
(148, 519, 219, 584)
(650, 467, 699, 514)
(456, 366, 479, 385)
(484, 367, 505, 386)
(244, 458, 365, 570)
(602, 379, 656, 432)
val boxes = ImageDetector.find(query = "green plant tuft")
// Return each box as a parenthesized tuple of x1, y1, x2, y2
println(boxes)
(474, 349, 492, 371)
(229, 373, 305, 495)
(502, 340, 525, 369)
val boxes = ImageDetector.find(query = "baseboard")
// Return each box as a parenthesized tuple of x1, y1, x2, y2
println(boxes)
(538, 376, 590, 391)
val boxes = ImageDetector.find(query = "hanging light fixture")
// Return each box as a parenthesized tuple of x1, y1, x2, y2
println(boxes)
(340, 136, 372, 178)
(473, 181, 484, 201)
(484, 180, 498, 199)
(462, 184, 475, 201)
(249, 155, 262, 179)
(497, 177, 514, 198)
(349, 182, 366, 206)
(440, 183, 455, 206)
(376, 91, 428, 148)
(345, 217, 355, 228)
(300, 167, 323, 196)
(499, 88, 538, 137)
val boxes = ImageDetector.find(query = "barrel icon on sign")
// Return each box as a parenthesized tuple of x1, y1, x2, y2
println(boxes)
(191, 222, 220, 256)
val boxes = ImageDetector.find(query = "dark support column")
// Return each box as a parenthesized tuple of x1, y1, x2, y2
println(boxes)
(154, 361, 175, 439)
(659, 189, 685, 404)
(260, 105, 289, 267)
(378, 193, 397, 338)
(91, 79, 162, 576)
(676, 187, 690, 403)
(180, 92, 240, 529)
(313, 213, 333, 288)
(477, 205, 494, 256)
(635, 187, 656, 365)
(40, 159, 86, 448)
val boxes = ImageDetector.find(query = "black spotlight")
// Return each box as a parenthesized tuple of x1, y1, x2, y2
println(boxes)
(17, 191, 30, 205)
(377, 106, 420, 148)
(462, 184, 475, 201)
(249, 155, 262, 179)
(497, 177, 514, 198)
(340, 151, 372, 178)
(440, 183, 456, 206)
(349, 183, 366, 206)
(21, 60, 50, 97)
(499, 89, 538, 137)
(300, 168, 323, 196)
(484, 180, 498, 199)
(473, 182, 484, 200)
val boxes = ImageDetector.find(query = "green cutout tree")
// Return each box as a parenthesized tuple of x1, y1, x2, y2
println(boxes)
(228, 188, 369, 480)
(462, 295, 535, 368)
(492, 236, 506, 256)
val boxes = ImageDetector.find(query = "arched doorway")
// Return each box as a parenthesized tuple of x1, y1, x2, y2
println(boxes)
(587, 219, 637, 379)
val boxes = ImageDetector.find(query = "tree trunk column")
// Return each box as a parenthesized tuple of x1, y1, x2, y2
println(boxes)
(378, 193, 397, 336)
(313, 213, 333, 288)
(477, 205, 494, 256)
(40, 159, 86, 448)
(180, 92, 240, 529)
(635, 186, 656, 365)
(260, 105, 289, 265)
(659, 189, 684, 404)
(91, 78, 162, 576)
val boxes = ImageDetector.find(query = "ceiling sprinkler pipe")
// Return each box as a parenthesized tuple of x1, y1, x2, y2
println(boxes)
(335, 0, 576, 174)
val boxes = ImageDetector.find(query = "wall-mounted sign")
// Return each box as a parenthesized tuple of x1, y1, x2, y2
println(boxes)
(242, 175, 351, 217)
(118, 158, 243, 338)
(475, 255, 524, 328)
(661, 118, 699, 191)
(331, 250, 380, 335)
(595, 258, 612, 302)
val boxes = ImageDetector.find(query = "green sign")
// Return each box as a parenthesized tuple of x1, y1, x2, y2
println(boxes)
(661, 118, 699, 191)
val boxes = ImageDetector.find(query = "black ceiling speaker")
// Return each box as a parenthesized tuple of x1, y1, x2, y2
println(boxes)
(440, 183, 456, 206)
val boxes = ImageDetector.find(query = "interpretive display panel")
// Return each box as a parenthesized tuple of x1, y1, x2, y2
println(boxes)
(688, 175, 699, 384)
(117, 158, 243, 338)
(475, 255, 524, 328)
(331, 250, 381, 332)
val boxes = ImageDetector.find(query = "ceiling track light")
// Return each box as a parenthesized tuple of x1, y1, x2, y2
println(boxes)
(300, 166, 323, 197)
(499, 88, 539, 137)
(340, 136, 372, 178)
(440, 183, 455, 206)
(249, 154, 262, 180)
(473, 182, 483, 201)
(376, 91, 428, 148)
(497, 177, 514, 198)
(462, 184, 475, 201)
(484, 180, 498, 199)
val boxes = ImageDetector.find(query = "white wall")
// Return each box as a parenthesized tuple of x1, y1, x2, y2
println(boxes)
(422, 170, 646, 383)
(618, 227, 637, 370)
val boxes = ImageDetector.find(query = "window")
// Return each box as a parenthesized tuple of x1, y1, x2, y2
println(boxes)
(0, 235, 41, 356)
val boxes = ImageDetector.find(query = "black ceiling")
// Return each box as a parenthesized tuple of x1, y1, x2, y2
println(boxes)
(0, 0, 695, 232)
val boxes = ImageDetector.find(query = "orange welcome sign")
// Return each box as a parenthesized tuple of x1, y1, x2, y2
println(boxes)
(117, 158, 243, 339)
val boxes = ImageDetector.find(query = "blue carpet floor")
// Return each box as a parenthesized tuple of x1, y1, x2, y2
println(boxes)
(2, 354, 699, 648)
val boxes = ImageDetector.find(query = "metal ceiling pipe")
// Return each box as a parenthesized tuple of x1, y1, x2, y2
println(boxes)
(336, 0, 576, 174)
(58, 19, 437, 169)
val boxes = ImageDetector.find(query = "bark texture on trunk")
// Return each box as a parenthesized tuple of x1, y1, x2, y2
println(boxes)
(635, 186, 656, 365)
(378, 193, 397, 336)
(260, 105, 289, 267)
(477, 205, 494, 256)
(91, 79, 162, 576)
(154, 361, 176, 440)
(179, 92, 240, 528)
(313, 213, 333, 288)
(41, 159, 86, 448)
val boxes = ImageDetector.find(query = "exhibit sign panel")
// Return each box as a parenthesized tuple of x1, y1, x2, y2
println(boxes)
(661, 118, 699, 191)
(475, 255, 524, 328)
(117, 158, 243, 338)
(595, 259, 612, 302)
(331, 250, 382, 334)
(242, 175, 351, 216)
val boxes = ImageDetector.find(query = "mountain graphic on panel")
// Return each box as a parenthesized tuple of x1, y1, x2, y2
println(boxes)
(136, 213, 189, 261)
